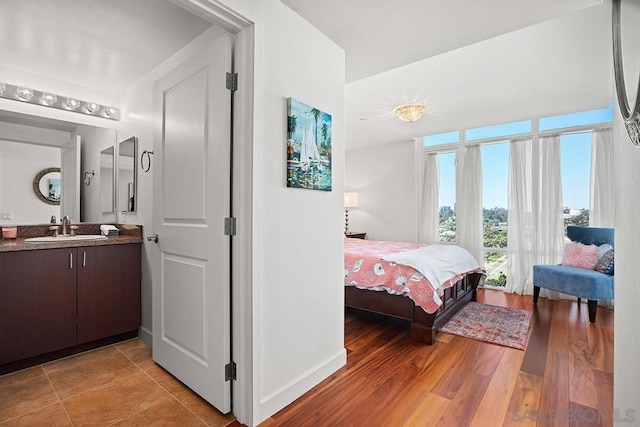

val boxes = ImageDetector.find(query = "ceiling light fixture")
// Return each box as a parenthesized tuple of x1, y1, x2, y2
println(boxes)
(0, 82, 119, 121)
(65, 98, 81, 110)
(16, 86, 34, 101)
(85, 102, 99, 114)
(393, 104, 425, 123)
(103, 107, 117, 118)
(40, 93, 57, 106)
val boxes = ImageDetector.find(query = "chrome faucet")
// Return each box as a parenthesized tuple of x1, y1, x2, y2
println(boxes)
(61, 215, 71, 236)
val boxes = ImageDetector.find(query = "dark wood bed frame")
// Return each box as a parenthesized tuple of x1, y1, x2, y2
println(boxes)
(345, 272, 484, 344)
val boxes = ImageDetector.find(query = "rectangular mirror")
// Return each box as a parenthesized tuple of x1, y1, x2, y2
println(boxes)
(100, 146, 115, 213)
(117, 136, 137, 213)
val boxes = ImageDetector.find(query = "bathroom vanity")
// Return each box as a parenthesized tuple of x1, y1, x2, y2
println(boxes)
(0, 224, 142, 373)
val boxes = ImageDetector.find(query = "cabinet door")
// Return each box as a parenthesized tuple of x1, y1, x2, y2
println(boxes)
(77, 244, 141, 344)
(0, 249, 77, 365)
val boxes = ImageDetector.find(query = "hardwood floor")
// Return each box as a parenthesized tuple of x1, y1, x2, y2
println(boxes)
(262, 289, 614, 427)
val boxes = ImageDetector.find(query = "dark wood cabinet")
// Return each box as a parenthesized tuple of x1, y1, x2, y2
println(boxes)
(77, 244, 141, 344)
(0, 248, 77, 365)
(0, 243, 141, 366)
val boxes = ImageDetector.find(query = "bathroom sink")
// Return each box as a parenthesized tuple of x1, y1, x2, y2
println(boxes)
(25, 234, 108, 243)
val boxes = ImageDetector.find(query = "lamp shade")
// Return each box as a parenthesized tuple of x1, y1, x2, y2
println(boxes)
(344, 192, 359, 208)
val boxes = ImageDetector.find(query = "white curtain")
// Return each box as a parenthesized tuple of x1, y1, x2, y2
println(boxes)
(419, 153, 440, 244)
(458, 145, 485, 267)
(506, 138, 535, 295)
(590, 128, 615, 227)
(536, 135, 565, 299)
(506, 136, 564, 296)
(536, 135, 565, 265)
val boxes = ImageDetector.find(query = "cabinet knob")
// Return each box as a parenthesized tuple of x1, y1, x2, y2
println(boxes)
(147, 233, 159, 243)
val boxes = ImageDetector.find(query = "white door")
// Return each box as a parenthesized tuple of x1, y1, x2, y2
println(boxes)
(61, 135, 81, 222)
(152, 32, 233, 413)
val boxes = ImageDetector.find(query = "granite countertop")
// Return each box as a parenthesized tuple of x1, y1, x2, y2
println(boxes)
(0, 223, 143, 253)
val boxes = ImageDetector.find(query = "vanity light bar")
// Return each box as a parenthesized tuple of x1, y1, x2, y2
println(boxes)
(0, 81, 119, 121)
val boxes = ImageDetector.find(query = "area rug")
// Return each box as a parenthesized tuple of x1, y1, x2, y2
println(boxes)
(439, 302, 532, 350)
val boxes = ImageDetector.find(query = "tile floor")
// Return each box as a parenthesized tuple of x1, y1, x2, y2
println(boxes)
(0, 339, 237, 426)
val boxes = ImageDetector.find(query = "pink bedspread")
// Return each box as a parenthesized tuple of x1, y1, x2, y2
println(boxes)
(344, 238, 467, 314)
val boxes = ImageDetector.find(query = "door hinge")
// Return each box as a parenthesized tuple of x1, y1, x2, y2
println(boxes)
(226, 72, 238, 91)
(224, 217, 237, 236)
(225, 361, 237, 381)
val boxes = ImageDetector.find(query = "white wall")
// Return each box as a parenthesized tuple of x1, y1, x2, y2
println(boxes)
(178, 1, 347, 423)
(77, 126, 118, 223)
(244, 4, 345, 423)
(613, 1, 640, 419)
(117, 168, 134, 213)
(345, 140, 417, 241)
(612, 107, 640, 425)
(0, 121, 71, 147)
(0, 140, 60, 224)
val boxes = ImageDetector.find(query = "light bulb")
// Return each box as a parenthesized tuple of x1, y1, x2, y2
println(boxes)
(85, 103, 100, 114)
(40, 93, 58, 106)
(65, 98, 80, 110)
(16, 87, 34, 101)
(0, 82, 118, 121)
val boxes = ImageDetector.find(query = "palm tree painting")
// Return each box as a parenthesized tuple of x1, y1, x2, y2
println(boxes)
(286, 97, 332, 191)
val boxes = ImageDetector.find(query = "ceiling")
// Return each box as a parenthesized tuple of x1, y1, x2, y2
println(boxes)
(283, 0, 612, 150)
(0, 0, 212, 96)
(0, 0, 612, 151)
(282, 0, 603, 83)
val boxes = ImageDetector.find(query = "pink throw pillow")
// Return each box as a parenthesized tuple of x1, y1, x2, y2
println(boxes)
(562, 242, 599, 270)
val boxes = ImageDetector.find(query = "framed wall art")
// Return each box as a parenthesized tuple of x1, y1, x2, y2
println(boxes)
(286, 97, 332, 191)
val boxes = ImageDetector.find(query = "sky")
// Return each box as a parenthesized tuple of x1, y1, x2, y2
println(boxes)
(433, 102, 612, 212)
(288, 97, 332, 144)
(481, 143, 509, 209)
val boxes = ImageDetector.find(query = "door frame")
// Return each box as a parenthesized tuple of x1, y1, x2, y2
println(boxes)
(169, 1, 255, 424)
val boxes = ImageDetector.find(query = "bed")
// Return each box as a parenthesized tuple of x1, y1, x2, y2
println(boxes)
(344, 238, 485, 344)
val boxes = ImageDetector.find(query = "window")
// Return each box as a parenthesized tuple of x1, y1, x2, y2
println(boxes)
(467, 120, 531, 141)
(561, 132, 592, 233)
(540, 102, 613, 131)
(424, 131, 459, 147)
(422, 103, 611, 288)
(481, 143, 509, 286)
(438, 152, 457, 242)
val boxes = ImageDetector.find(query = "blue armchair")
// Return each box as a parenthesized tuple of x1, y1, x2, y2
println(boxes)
(533, 226, 614, 323)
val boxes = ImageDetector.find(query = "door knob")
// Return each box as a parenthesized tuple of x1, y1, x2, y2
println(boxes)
(147, 233, 159, 243)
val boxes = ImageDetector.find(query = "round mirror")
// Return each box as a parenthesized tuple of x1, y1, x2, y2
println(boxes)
(33, 167, 61, 205)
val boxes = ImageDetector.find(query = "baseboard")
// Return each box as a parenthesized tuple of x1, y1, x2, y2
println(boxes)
(258, 348, 346, 423)
(0, 331, 138, 375)
(138, 326, 153, 346)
